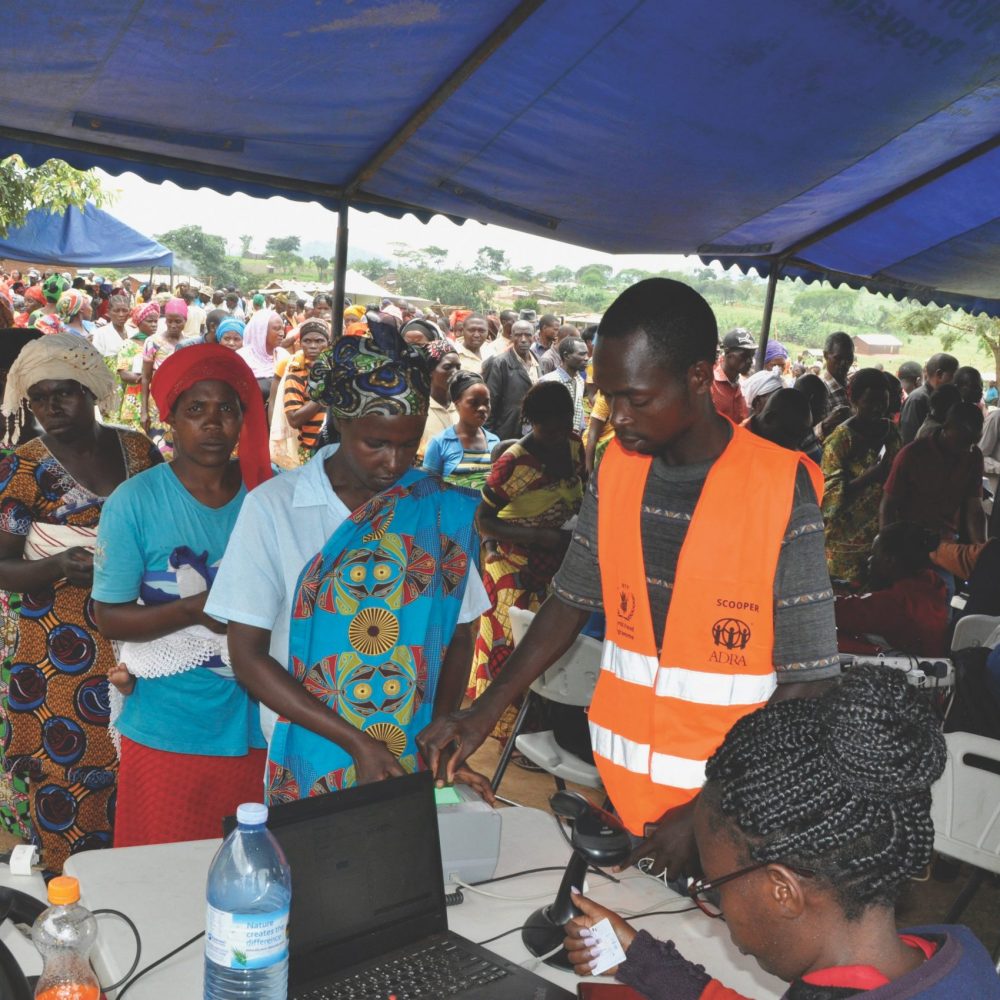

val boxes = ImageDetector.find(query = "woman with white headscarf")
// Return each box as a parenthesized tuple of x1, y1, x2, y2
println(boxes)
(740, 368, 785, 423)
(0, 334, 162, 871)
(237, 309, 288, 410)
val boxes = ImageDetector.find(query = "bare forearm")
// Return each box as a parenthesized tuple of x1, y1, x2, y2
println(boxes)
(965, 499, 987, 544)
(93, 599, 200, 641)
(286, 402, 322, 429)
(478, 511, 548, 547)
(475, 595, 589, 715)
(228, 624, 369, 754)
(0, 555, 65, 592)
(434, 620, 476, 717)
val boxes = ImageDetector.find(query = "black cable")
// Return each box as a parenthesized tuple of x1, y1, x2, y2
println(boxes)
(92, 908, 141, 993)
(469, 865, 617, 887)
(116, 930, 204, 999)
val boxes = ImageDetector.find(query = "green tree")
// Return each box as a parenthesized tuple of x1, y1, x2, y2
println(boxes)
(510, 265, 536, 283)
(354, 257, 392, 281)
(396, 266, 491, 311)
(238, 234, 253, 257)
(513, 296, 539, 313)
(614, 268, 652, 288)
(265, 235, 301, 256)
(902, 306, 1000, 377)
(544, 265, 573, 283)
(310, 255, 330, 281)
(0, 155, 111, 238)
(575, 263, 613, 285)
(155, 224, 243, 287)
(474, 246, 510, 274)
(422, 246, 448, 267)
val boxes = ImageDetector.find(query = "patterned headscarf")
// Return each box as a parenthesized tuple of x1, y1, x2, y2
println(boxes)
(309, 333, 430, 419)
(132, 302, 160, 327)
(24, 285, 47, 308)
(42, 274, 69, 303)
(424, 338, 459, 366)
(56, 288, 88, 321)
(3, 332, 117, 415)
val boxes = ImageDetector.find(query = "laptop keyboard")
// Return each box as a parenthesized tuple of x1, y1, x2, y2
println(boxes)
(295, 940, 511, 999)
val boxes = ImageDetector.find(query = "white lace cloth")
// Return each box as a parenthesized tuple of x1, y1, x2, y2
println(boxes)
(109, 623, 233, 755)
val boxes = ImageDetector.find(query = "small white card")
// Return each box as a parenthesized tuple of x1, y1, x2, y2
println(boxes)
(588, 917, 628, 976)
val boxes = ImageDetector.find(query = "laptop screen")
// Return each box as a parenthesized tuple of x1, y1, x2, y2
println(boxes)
(250, 771, 449, 983)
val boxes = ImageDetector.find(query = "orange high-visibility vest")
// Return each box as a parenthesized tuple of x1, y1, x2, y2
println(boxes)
(591, 424, 822, 835)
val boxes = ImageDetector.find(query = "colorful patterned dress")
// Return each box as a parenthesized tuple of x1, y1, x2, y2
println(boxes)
(266, 471, 479, 802)
(0, 430, 161, 870)
(115, 335, 146, 431)
(468, 436, 584, 737)
(141, 334, 178, 454)
(821, 419, 901, 591)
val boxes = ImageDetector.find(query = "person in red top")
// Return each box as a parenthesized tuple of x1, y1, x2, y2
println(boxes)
(563, 666, 1000, 999)
(836, 522, 949, 656)
(710, 328, 755, 423)
(881, 401, 986, 542)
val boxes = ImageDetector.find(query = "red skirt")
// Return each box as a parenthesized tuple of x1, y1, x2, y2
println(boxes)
(114, 736, 267, 848)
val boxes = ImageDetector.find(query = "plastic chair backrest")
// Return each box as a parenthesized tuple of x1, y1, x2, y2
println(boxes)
(509, 606, 602, 707)
(951, 614, 1000, 651)
(930, 731, 1000, 873)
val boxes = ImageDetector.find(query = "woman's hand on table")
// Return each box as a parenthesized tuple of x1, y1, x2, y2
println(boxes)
(58, 546, 94, 588)
(563, 892, 636, 977)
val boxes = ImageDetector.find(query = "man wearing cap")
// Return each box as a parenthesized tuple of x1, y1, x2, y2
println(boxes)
(711, 328, 756, 422)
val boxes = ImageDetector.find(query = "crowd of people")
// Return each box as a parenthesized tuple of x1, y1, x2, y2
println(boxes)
(0, 264, 996, 997)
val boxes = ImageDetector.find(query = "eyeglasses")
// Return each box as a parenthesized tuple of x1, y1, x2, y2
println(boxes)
(688, 861, 816, 919)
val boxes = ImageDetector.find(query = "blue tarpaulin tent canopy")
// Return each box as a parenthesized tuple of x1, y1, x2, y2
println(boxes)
(0, 203, 173, 270)
(1, 1, 997, 330)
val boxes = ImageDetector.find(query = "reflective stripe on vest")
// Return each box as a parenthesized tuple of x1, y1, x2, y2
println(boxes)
(590, 423, 814, 835)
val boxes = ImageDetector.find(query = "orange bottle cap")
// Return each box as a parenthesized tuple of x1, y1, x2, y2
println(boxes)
(47, 876, 80, 905)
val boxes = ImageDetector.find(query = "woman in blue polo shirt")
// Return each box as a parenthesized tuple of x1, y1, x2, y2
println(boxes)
(423, 371, 500, 490)
(92, 344, 273, 847)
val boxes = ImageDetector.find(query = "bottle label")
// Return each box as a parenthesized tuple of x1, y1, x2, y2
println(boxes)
(205, 904, 290, 970)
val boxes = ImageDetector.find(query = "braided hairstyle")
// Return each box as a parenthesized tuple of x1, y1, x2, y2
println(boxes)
(704, 665, 945, 918)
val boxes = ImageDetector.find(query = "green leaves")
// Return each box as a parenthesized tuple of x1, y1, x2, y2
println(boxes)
(0, 155, 110, 238)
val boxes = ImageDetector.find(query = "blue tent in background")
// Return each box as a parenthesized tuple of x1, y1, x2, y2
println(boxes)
(0, 203, 173, 270)
(1, 1, 997, 335)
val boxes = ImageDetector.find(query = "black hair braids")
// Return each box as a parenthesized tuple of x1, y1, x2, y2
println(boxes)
(704, 665, 946, 918)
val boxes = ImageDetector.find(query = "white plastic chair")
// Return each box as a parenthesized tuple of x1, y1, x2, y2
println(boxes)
(930, 731, 1000, 922)
(951, 614, 1000, 651)
(490, 607, 603, 794)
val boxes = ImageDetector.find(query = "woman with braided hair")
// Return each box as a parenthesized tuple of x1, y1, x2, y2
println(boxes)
(564, 665, 1000, 998)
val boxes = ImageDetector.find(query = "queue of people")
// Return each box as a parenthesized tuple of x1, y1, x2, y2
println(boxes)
(0, 265, 996, 998)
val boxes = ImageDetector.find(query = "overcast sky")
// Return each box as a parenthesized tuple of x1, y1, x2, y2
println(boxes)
(97, 170, 698, 275)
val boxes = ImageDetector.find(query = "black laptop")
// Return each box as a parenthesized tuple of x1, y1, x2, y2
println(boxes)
(235, 771, 574, 1000)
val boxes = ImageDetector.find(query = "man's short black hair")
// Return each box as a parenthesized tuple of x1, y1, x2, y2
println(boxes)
(557, 336, 586, 360)
(539, 313, 559, 328)
(597, 278, 717, 375)
(824, 330, 853, 354)
(926, 352, 959, 376)
(581, 325, 598, 344)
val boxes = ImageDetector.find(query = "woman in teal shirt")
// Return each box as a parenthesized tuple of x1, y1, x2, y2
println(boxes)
(93, 343, 273, 847)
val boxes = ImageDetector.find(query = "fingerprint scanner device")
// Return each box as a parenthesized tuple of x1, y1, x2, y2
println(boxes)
(435, 782, 501, 884)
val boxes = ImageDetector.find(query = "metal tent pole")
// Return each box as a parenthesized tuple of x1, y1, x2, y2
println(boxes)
(756, 262, 781, 371)
(331, 200, 349, 340)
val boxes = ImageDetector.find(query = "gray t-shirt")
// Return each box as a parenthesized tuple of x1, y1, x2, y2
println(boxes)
(553, 455, 840, 683)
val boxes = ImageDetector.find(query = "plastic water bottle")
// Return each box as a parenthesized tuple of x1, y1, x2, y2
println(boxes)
(31, 876, 100, 1000)
(204, 802, 292, 1000)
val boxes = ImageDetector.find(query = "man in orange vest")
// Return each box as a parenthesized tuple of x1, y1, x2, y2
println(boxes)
(419, 278, 839, 880)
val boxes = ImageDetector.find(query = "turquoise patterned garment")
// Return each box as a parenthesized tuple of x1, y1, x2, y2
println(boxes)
(266, 470, 479, 802)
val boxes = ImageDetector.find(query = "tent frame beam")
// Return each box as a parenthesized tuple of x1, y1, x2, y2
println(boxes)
(781, 130, 1000, 260)
(344, 0, 546, 196)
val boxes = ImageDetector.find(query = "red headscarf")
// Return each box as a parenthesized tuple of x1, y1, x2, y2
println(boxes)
(151, 344, 272, 490)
